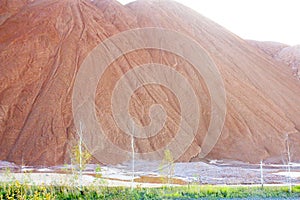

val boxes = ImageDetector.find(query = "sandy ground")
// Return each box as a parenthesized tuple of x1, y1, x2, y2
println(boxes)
(1, 160, 300, 187)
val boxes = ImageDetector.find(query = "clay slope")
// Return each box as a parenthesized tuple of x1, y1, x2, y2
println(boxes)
(0, 0, 300, 166)
(0, 0, 137, 165)
(126, 0, 300, 163)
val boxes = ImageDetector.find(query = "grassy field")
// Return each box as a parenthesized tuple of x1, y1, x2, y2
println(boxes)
(1, 181, 300, 199)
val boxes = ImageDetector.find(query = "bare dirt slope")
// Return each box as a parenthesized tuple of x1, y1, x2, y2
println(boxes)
(0, 0, 300, 166)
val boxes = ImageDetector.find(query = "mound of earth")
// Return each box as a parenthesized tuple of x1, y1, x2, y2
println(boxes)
(0, 0, 300, 166)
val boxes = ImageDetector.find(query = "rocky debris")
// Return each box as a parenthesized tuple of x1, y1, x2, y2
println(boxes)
(0, 160, 20, 171)
(248, 41, 300, 79)
(0, 0, 300, 166)
(277, 45, 300, 78)
(1, 160, 300, 185)
(247, 40, 289, 58)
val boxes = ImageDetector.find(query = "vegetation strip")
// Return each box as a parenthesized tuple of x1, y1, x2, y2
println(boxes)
(1, 181, 300, 199)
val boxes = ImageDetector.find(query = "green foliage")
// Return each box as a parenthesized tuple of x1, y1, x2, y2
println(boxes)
(3, 168, 16, 183)
(159, 149, 175, 185)
(1, 182, 300, 199)
(95, 165, 102, 178)
(71, 143, 92, 172)
(0, 181, 55, 200)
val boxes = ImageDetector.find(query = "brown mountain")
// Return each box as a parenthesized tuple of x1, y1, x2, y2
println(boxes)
(0, 0, 300, 166)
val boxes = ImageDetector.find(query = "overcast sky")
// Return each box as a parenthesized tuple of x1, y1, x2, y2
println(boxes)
(117, 0, 300, 46)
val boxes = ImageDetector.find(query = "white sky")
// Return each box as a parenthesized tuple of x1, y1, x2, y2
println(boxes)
(117, 0, 300, 46)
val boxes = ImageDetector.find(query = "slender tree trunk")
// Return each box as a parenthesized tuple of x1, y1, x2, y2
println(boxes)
(131, 121, 135, 190)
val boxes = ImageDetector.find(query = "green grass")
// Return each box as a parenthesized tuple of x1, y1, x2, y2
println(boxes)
(1, 181, 300, 199)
